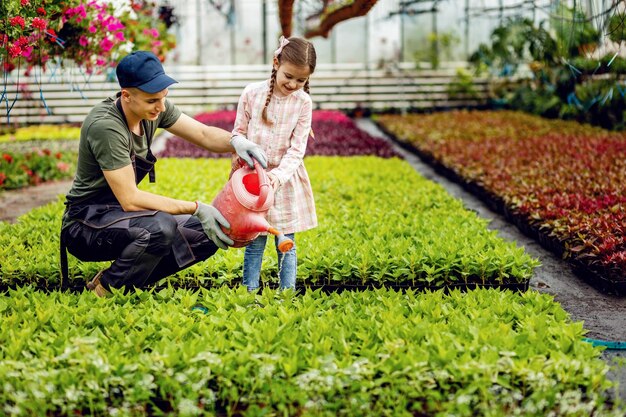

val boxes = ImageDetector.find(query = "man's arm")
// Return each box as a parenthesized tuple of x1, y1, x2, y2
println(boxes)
(103, 164, 196, 213)
(166, 113, 267, 168)
(104, 163, 233, 248)
(166, 113, 232, 153)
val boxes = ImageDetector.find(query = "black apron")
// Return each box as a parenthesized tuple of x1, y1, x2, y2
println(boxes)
(59, 99, 193, 282)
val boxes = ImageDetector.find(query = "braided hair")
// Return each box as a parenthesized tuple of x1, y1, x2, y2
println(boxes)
(262, 37, 317, 125)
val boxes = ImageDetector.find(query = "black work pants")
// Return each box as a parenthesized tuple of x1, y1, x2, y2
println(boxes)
(62, 211, 218, 290)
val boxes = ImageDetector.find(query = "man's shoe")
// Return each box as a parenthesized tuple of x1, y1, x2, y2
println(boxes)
(86, 270, 110, 297)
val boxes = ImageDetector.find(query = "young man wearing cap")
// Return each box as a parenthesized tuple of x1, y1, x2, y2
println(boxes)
(60, 51, 268, 297)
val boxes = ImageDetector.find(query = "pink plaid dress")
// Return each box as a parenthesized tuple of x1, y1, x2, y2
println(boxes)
(232, 80, 318, 234)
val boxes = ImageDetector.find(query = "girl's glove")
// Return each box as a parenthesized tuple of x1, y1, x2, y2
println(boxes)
(193, 202, 233, 249)
(230, 135, 268, 169)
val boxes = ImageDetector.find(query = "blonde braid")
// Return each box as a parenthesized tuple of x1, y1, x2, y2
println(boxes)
(262, 68, 277, 125)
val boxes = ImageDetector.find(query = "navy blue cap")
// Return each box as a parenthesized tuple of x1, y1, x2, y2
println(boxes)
(116, 51, 177, 93)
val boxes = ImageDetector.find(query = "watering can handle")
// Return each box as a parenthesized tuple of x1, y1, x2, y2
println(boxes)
(253, 159, 271, 208)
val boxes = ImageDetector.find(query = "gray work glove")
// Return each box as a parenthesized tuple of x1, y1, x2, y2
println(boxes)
(230, 134, 268, 169)
(193, 202, 233, 249)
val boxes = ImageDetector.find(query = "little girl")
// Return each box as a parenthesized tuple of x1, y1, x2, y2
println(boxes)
(231, 35, 318, 291)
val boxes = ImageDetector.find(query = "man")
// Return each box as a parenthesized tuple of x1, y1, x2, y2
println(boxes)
(60, 51, 267, 296)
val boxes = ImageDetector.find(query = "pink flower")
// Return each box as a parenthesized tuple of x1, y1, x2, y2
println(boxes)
(31, 18, 47, 30)
(9, 16, 25, 29)
(106, 19, 124, 31)
(65, 5, 87, 21)
(77, 5, 87, 20)
(56, 162, 70, 173)
(79, 36, 89, 47)
(99, 38, 114, 52)
(56, 162, 70, 172)
(88, 25, 97, 33)
(114, 32, 125, 41)
(20, 0, 30, 6)
(21, 46, 33, 60)
(95, 58, 106, 66)
(37, 7, 47, 16)
(143, 28, 159, 38)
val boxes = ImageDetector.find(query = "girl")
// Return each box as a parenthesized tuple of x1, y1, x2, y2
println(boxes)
(231, 35, 317, 291)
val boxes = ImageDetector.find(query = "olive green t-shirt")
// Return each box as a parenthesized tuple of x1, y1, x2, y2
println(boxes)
(64, 95, 181, 206)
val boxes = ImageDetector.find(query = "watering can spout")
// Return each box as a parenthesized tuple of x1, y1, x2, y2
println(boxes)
(268, 227, 294, 253)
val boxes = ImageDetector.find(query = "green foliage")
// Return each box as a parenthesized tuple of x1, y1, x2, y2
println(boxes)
(447, 68, 479, 100)
(607, 12, 626, 43)
(0, 286, 621, 416)
(414, 31, 459, 70)
(0, 157, 538, 289)
(468, 9, 626, 129)
(0, 124, 81, 143)
(557, 78, 626, 129)
(469, 18, 557, 77)
(509, 80, 563, 118)
(551, 4, 601, 57)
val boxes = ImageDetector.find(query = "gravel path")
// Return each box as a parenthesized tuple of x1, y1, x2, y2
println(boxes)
(0, 179, 71, 223)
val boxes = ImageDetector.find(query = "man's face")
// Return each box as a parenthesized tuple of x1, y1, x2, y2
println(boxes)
(273, 58, 310, 97)
(123, 88, 169, 121)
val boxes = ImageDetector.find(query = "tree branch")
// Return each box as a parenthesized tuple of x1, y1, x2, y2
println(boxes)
(304, 0, 379, 38)
(278, 0, 295, 37)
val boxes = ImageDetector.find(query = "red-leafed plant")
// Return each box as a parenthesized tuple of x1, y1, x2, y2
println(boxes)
(158, 110, 399, 159)
(376, 110, 626, 288)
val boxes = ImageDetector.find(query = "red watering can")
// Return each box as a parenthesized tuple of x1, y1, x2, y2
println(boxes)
(212, 159, 294, 252)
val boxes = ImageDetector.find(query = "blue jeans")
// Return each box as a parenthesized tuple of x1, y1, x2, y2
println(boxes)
(242, 233, 296, 291)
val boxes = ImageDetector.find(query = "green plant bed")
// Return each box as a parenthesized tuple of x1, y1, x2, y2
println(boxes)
(0, 125, 81, 153)
(0, 157, 538, 290)
(0, 124, 81, 143)
(1, 139, 80, 153)
(0, 286, 621, 416)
